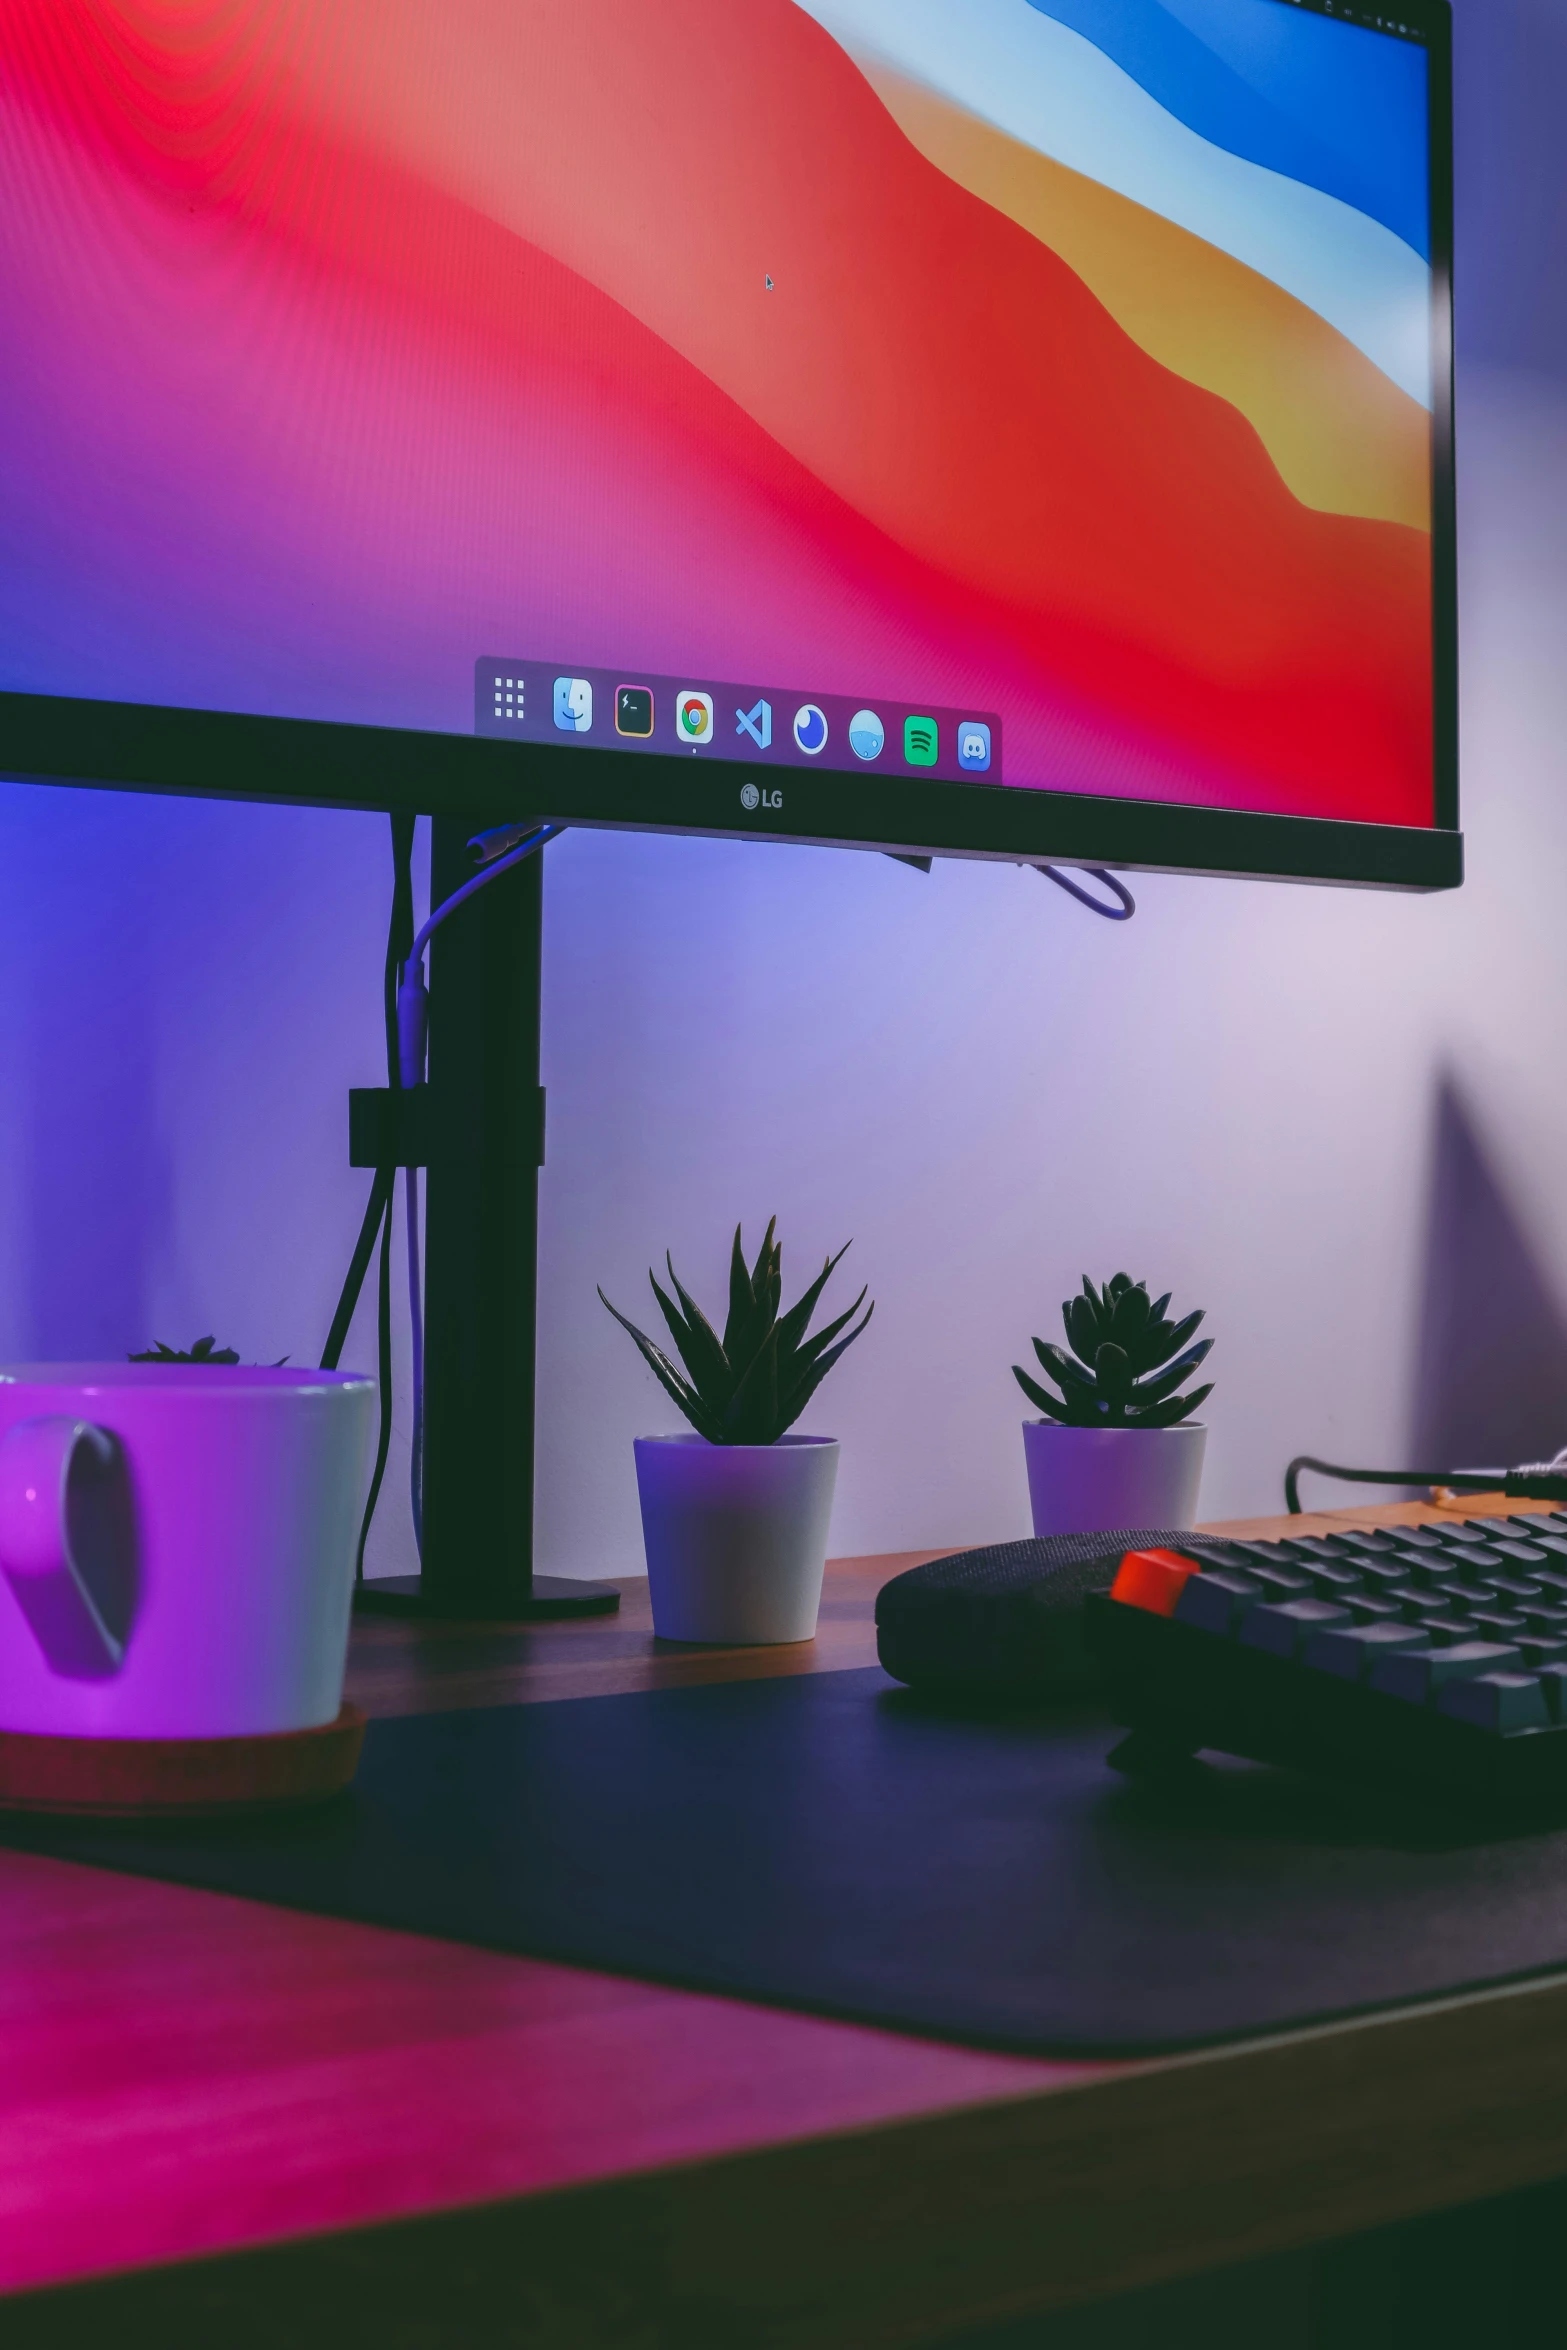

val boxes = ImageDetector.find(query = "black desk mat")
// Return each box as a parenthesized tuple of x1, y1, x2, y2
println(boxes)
(11, 1665, 1567, 2055)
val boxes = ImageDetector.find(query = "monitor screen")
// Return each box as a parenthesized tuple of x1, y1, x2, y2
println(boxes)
(0, 0, 1456, 885)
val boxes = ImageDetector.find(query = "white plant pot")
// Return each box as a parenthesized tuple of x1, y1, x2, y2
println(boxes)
(633, 1434, 839, 1644)
(1022, 1420, 1207, 1537)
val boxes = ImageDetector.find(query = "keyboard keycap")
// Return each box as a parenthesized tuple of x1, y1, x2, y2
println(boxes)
(1304, 1622, 1427, 1680)
(1490, 1542, 1550, 1567)
(1229, 1542, 1304, 1572)
(1514, 1638, 1567, 1669)
(1476, 1575, 1542, 1603)
(1389, 1587, 1454, 1619)
(1371, 1641, 1523, 1703)
(1538, 1664, 1567, 1721)
(1469, 1610, 1527, 1640)
(1239, 1598, 1351, 1658)
(1288, 1535, 1360, 1562)
(1436, 1672, 1550, 1734)
(1422, 1617, 1480, 1645)
(1172, 1571, 1260, 1636)
(1247, 1563, 1313, 1597)
(1346, 1594, 1404, 1624)
(1179, 1540, 1251, 1571)
(1388, 1524, 1446, 1548)
(1301, 1562, 1364, 1594)
(1401, 1555, 1462, 1589)
(1109, 1548, 1199, 1615)
(1356, 1559, 1414, 1588)
(1440, 1523, 1498, 1545)
(1442, 1543, 1505, 1570)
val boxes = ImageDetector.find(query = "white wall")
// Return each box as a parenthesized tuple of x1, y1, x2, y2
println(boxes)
(0, 0, 1561, 1580)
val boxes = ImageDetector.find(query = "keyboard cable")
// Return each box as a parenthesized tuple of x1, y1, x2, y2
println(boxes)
(1286, 1449, 1567, 1515)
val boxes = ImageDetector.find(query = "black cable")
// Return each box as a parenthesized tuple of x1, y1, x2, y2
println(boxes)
(356, 1172, 397, 1582)
(316, 814, 416, 1579)
(320, 1164, 393, 1372)
(1284, 1453, 1567, 1515)
(1036, 865, 1136, 920)
(320, 813, 417, 1374)
(385, 809, 416, 1077)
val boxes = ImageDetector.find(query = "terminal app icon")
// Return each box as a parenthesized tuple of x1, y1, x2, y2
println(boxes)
(848, 709, 885, 761)
(957, 721, 991, 773)
(792, 703, 828, 755)
(735, 697, 772, 749)
(677, 689, 714, 744)
(553, 676, 593, 732)
(616, 685, 654, 736)
(903, 715, 938, 766)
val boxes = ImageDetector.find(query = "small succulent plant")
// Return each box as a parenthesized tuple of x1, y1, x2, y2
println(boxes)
(1013, 1272, 1213, 1429)
(127, 1337, 288, 1366)
(600, 1219, 873, 1445)
(129, 1336, 241, 1365)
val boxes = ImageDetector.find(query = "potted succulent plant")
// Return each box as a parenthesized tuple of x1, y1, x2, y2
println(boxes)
(129, 1336, 242, 1364)
(1013, 1272, 1213, 1535)
(600, 1221, 873, 1643)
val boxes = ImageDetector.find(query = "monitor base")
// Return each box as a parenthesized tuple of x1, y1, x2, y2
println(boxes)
(353, 1573, 621, 1621)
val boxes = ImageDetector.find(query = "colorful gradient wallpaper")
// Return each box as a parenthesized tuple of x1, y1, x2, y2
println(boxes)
(0, 0, 1435, 824)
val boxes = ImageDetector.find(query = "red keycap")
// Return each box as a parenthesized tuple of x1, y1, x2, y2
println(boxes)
(1110, 1547, 1199, 1617)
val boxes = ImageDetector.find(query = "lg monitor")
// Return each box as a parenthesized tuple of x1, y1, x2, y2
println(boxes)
(0, 0, 1456, 889)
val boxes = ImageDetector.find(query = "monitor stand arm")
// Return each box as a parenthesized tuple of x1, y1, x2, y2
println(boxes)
(354, 813, 619, 1621)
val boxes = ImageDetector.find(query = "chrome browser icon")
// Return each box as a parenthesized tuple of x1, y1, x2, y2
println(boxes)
(676, 689, 714, 745)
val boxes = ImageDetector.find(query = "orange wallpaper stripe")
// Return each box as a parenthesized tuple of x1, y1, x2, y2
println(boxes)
(857, 59, 1430, 533)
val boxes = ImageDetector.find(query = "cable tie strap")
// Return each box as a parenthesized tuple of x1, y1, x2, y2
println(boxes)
(348, 1085, 545, 1171)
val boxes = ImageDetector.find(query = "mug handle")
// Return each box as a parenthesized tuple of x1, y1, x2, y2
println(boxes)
(0, 1416, 137, 1680)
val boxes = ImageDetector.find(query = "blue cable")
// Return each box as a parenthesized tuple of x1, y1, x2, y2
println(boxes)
(1035, 865, 1136, 921)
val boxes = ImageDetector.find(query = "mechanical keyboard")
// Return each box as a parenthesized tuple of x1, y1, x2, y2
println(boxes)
(1083, 1513, 1567, 1810)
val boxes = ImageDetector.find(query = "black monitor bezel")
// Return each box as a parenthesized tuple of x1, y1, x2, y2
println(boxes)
(0, 0, 1458, 894)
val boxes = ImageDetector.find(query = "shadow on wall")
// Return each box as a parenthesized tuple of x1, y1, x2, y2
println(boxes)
(15, 812, 174, 1360)
(1410, 1077, 1567, 1471)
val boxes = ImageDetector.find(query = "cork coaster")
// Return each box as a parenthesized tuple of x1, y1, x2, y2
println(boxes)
(0, 1704, 366, 1816)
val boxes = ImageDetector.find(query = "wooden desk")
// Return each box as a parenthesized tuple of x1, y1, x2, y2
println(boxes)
(8, 1501, 1567, 2346)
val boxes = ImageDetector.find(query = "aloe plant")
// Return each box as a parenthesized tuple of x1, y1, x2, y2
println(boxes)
(1014, 1272, 1213, 1429)
(600, 1220, 873, 1444)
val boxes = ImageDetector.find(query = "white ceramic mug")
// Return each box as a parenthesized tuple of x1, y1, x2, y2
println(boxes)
(0, 1364, 374, 1740)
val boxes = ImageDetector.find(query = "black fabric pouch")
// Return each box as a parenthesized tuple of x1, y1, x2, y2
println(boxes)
(875, 1527, 1207, 1697)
